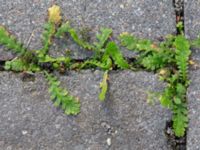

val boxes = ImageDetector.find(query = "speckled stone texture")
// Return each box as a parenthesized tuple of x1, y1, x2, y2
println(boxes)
(184, 0, 200, 39)
(186, 50, 200, 150)
(185, 0, 200, 149)
(187, 68, 200, 150)
(0, 0, 176, 60)
(186, 43, 200, 150)
(0, 71, 171, 150)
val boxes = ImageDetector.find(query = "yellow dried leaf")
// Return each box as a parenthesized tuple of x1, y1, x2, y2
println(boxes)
(48, 5, 62, 24)
(151, 43, 158, 49)
(99, 71, 109, 101)
(119, 32, 129, 36)
(159, 69, 167, 75)
(189, 60, 196, 65)
(159, 68, 170, 77)
(189, 60, 200, 70)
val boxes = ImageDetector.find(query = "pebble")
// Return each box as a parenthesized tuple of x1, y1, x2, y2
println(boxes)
(120, 4, 124, 9)
(106, 138, 111, 146)
(22, 130, 28, 135)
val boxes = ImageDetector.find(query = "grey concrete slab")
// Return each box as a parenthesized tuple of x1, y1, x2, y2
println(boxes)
(0, 0, 176, 60)
(0, 46, 13, 61)
(184, 0, 200, 39)
(0, 70, 171, 150)
(184, 0, 200, 149)
(187, 69, 200, 150)
(186, 49, 200, 150)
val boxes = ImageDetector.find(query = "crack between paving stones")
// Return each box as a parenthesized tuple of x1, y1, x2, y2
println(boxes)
(0, 61, 5, 71)
(165, 1, 187, 150)
(173, 0, 185, 33)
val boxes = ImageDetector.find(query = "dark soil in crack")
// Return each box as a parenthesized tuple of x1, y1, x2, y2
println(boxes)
(173, 0, 184, 34)
(167, 1, 187, 149)
(173, 0, 184, 23)
(165, 121, 186, 150)
(0, 61, 5, 71)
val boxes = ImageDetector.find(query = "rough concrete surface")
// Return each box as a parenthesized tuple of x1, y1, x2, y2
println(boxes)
(0, 0, 176, 60)
(186, 48, 200, 150)
(187, 68, 200, 150)
(185, 0, 200, 149)
(0, 70, 171, 150)
(184, 0, 200, 39)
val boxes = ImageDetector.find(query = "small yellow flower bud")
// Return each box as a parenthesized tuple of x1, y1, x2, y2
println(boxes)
(159, 69, 168, 76)
(48, 5, 62, 25)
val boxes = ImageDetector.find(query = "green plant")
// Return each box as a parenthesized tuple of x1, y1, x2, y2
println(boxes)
(176, 21, 184, 35)
(56, 21, 94, 50)
(0, 4, 193, 138)
(45, 71, 80, 115)
(99, 70, 109, 101)
(4, 58, 40, 72)
(105, 41, 129, 69)
(0, 26, 26, 55)
(0, 5, 81, 115)
(119, 33, 191, 137)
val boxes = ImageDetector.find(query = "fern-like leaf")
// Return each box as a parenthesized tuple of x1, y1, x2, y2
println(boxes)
(176, 22, 184, 35)
(56, 22, 93, 50)
(0, 26, 26, 55)
(74, 56, 112, 70)
(105, 42, 129, 69)
(4, 58, 40, 72)
(99, 71, 109, 101)
(159, 86, 173, 109)
(39, 5, 62, 57)
(136, 39, 155, 51)
(45, 72, 80, 115)
(40, 22, 55, 56)
(119, 32, 156, 52)
(94, 28, 112, 50)
(141, 52, 171, 71)
(176, 83, 186, 100)
(119, 32, 138, 50)
(190, 36, 200, 48)
(174, 35, 191, 81)
(4, 59, 26, 72)
(172, 103, 188, 137)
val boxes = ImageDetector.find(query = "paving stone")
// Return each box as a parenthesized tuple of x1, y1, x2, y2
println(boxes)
(186, 35, 200, 150)
(184, 0, 200, 149)
(0, 47, 13, 61)
(0, 70, 171, 150)
(187, 68, 200, 150)
(186, 49, 200, 150)
(184, 0, 200, 39)
(0, 0, 176, 60)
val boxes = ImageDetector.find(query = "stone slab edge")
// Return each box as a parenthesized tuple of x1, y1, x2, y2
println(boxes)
(0, 70, 171, 150)
(0, 0, 176, 60)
